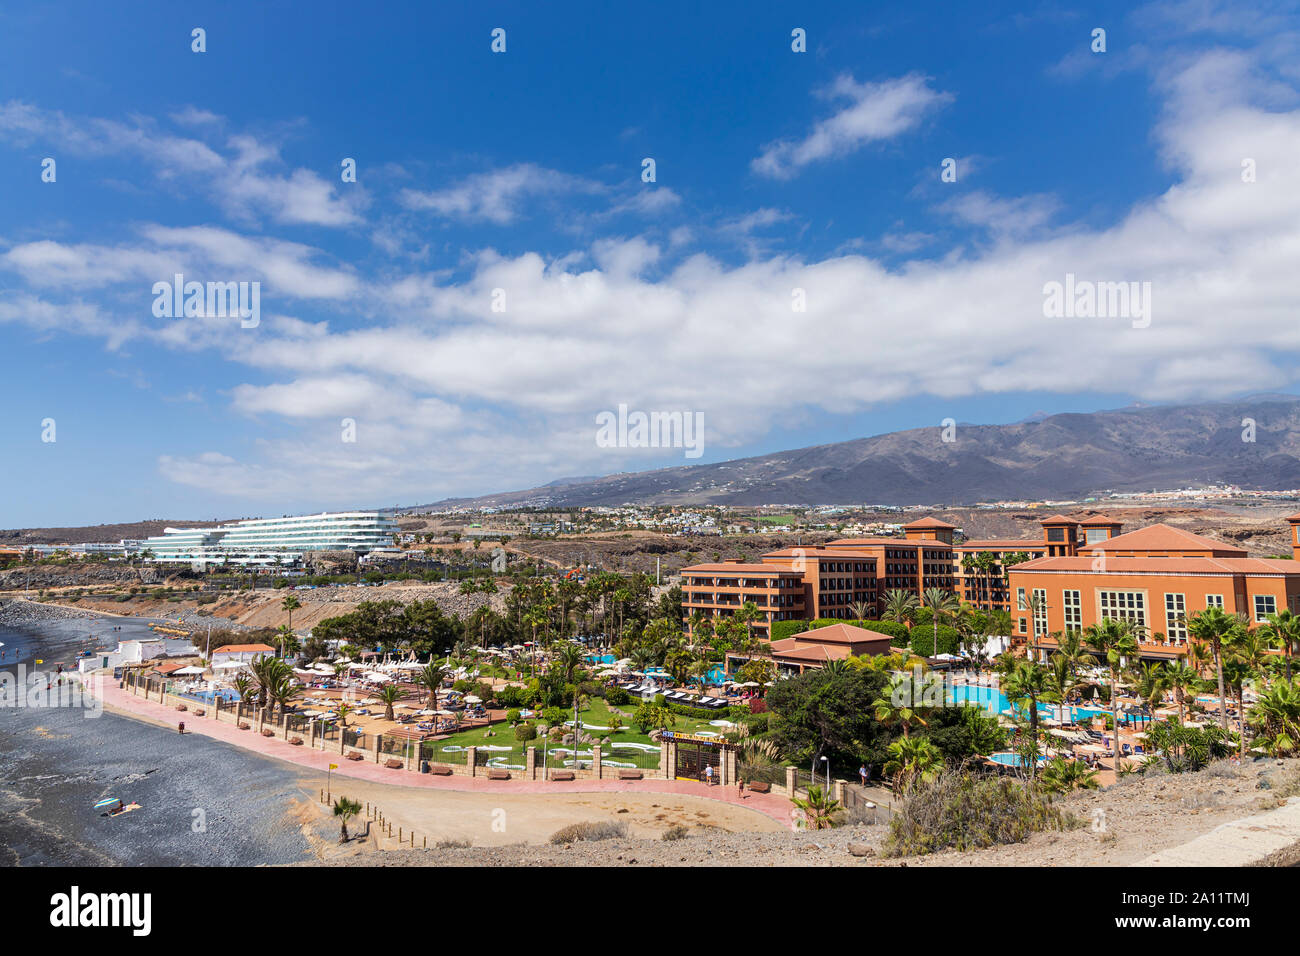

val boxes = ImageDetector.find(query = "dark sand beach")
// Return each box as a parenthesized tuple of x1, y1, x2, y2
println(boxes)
(0, 611, 315, 866)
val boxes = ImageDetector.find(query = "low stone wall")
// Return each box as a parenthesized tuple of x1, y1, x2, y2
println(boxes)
(122, 674, 675, 782)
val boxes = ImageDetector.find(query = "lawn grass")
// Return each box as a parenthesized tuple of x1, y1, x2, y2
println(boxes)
(426, 695, 725, 756)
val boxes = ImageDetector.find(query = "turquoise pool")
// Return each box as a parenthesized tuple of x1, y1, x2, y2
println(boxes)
(988, 752, 1047, 768)
(950, 684, 1148, 726)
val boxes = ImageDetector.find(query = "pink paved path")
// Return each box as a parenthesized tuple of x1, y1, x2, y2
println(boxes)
(92, 679, 794, 827)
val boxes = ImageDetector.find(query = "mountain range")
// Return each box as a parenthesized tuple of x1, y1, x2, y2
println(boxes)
(417, 396, 1300, 509)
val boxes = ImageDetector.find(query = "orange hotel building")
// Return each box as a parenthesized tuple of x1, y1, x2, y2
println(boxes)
(1008, 514, 1300, 662)
(681, 516, 1053, 640)
(682, 512, 1300, 658)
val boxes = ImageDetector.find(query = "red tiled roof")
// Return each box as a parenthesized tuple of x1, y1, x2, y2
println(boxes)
(1038, 514, 1079, 524)
(788, 622, 896, 645)
(1078, 514, 1122, 526)
(957, 540, 1047, 550)
(1010, 556, 1298, 575)
(821, 538, 929, 548)
(212, 643, 276, 654)
(1076, 523, 1245, 555)
(902, 517, 957, 529)
(682, 563, 800, 573)
(769, 641, 852, 663)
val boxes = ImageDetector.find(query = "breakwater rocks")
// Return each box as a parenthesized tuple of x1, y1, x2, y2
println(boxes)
(0, 598, 105, 626)
(0, 563, 164, 590)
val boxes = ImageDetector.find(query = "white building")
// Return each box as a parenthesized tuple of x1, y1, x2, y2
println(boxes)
(139, 511, 401, 568)
(117, 639, 167, 664)
(211, 643, 277, 664)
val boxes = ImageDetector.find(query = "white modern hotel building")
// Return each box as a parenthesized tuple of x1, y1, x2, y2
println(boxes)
(138, 511, 401, 567)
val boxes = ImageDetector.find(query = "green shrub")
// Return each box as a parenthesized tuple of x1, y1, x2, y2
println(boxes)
(883, 771, 1080, 857)
(514, 722, 537, 742)
(606, 687, 630, 706)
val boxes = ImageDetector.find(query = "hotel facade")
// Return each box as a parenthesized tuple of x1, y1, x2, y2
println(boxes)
(139, 511, 401, 568)
(682, 511, 1300, 662)
(1007, 514, 1300, 662)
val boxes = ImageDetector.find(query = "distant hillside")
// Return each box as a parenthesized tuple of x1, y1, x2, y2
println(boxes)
(419, 396, 1300, 509)
(0, 519, 225, 546)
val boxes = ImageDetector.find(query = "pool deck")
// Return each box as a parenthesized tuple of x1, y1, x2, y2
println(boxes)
(89, 677, 796, 827)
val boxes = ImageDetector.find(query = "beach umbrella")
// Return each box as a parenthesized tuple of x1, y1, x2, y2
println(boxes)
(94, 797, 121, 812)
(464, 695, 482, 703)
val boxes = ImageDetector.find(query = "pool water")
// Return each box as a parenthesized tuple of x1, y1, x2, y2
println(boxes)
(950, 684, 1147, 726)
(988, 752, 1047, 768)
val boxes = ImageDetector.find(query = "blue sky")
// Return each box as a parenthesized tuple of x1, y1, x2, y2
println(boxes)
(2, 1, 1299, 526)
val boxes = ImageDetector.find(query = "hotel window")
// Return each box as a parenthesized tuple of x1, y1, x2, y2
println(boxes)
(1205, 594, 1224, 609)
(1098, 590, 1146, 628)
(1016, 587, 1026, 611)
(1063, 590, 1082, 630)
(1032, 588, 1048, 637)
(1164, 593, 1187, 644)
(1084, 529, 1109, 544)
(1254, 595, 1277, 623)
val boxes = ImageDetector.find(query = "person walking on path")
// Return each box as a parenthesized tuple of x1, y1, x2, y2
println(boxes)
(859, 763, 869, 786)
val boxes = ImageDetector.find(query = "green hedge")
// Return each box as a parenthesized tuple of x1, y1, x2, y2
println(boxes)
(909, 624, 961, 657)
(770, 617, 913, 644)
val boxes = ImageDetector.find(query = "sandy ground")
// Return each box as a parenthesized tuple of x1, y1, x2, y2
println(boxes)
(299, 756, 1300, 867)
(300, 774, 785, 851)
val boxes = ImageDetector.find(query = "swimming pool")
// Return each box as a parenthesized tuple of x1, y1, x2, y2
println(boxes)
(988, 752, 1047, 768)
(950, 684, 1146, 726)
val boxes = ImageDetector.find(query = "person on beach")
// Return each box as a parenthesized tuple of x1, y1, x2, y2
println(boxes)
(178, 721, 185, 735)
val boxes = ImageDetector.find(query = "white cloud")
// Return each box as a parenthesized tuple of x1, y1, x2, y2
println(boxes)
(0, 102, 365, 227)
(400, 163, 600, 224)
(752, 73, 952, 179)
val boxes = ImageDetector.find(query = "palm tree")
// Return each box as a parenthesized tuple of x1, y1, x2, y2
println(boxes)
(1262, 609, 1300, 681)
(375, 684, 406, 721)
(1186, 607, 1242, 733)
(921, 587, 960, 657)
(280, 594, 302, 640)
(791, 785, 841, 830)
(882, 737, 942, 792)
(1002, 659, 1050, 771)
(1045, 653, 1084, 724)
(554, 643, 584, 684)
(873, 674, 929, 738)
(335, 701, 353, 729)
(414, 662, 448, 710)
(1160, 658, 1199, 723)
(1083, 618, 1140, 751)
(1247, 678, 1300, 757)
(1038, 757, 1099, 794)
(882, 589, 920, 627)
(333, 796, 362, 843)
(849, 599, 874, 623)
(1020, 591, 1051, 663)
(271, 675, 300, 718)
